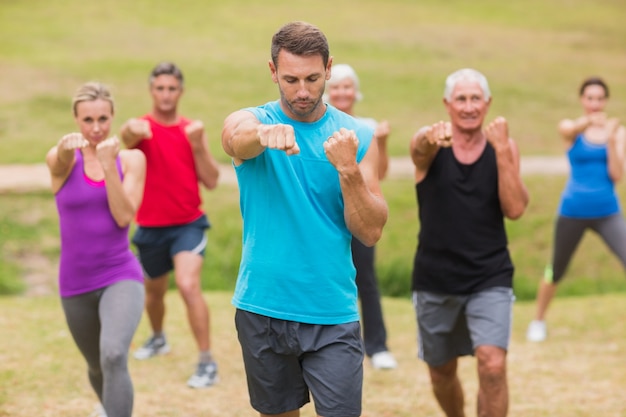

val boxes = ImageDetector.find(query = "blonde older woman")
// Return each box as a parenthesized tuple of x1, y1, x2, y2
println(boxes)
(325, 64, 396, 369)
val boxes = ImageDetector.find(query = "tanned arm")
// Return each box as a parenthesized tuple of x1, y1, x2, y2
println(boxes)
(485, 117, 529, 220)
(324, 128, 388, 247)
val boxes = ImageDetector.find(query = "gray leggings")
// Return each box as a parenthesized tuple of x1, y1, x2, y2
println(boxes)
(61, 280, 145, 417)
(549, 214, 626, 283)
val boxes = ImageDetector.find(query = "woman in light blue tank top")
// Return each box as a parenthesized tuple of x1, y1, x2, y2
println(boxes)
(527, 77, 626, 342)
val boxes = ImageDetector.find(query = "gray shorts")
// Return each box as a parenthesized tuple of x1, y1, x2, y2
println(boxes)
(413, 287, 514, 367)
(132, 214, 209, 278)
(234, 309, 363, 417)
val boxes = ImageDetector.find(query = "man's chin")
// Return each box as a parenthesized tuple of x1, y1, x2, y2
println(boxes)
(289, 103, 315, 118)
(458, 121, 483, 133)
(157, 105, 176, 113)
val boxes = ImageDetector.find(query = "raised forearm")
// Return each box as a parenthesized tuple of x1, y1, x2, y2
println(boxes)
(340, 164, 388, 247)
(376, 135, 389, 180)
(191, 140, 220, 190)
(47, 133, 87, 180)
(495, 143, 529, 220)
(120, 122, 143, 149)
(410, 128, 434, 164)
(606, 128, 625, 183)
(102, 162, 137, 228)
(50, 146, 76, 176)
(409, 126, 440, 182)
(559, 116, 592, 142)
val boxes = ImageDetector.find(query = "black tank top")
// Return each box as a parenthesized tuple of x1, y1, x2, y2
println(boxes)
(412, 143, 514, 294)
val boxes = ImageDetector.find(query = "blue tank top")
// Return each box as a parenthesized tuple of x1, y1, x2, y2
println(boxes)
(55, 150, 143, 297)
(232, 101, 373, 325)
(559, 135, 620, 218)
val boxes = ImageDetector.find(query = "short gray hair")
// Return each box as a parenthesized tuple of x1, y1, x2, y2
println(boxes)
(324, 63, 363, 102)
(443, 68, 491, 102)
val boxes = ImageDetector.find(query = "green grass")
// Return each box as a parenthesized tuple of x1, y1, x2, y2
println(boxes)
(0, 0, 625, 163)
(1, 2, 626, 415)
(1, 1, 626, 298)
(1, 291, 625, 416)
(2, 173, 626, 300)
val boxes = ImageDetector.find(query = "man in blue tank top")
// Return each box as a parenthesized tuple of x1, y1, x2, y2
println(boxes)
(221, 21, 388, 417)
(409, 68, 529, 417)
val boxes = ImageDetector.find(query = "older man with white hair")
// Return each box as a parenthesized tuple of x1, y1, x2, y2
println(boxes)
(409, 68, 529, 417)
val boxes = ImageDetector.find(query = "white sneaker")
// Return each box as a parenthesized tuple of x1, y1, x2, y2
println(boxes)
(88, 404, 107, 417)
(526, 320, 547, 342)
(187, 361, 219, 388)
(133, 335, 170, 360)
(370, 351, 397, 370)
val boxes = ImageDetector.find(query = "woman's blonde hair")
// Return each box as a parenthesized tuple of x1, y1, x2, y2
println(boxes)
(72, 81, 114, 116)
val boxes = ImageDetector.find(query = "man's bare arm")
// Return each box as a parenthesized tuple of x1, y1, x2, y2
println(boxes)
(485, 117, 529, 220)
(186, 121, 220, 190)
(120, 118, 152, 149)
(325, 129, 388, 247)
(222, 110, 299, 165)
(409, 121, 451, 183)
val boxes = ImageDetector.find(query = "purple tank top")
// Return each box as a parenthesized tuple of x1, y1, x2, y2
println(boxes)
(55, 150, 143, 297)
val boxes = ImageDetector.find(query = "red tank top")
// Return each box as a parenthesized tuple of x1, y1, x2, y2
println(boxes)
(135, 115, 203, 226)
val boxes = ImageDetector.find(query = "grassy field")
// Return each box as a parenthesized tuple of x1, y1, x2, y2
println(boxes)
(1, 2, 626, 414)
(2, 0, 626, 297)
(0, 0, 625, 163)
(3, 172, 626, 300)
(1, 291, 625, 416)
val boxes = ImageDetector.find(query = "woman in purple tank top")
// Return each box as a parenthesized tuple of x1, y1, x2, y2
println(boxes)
(527, 77, 626, 343)
(45, 82, 146, 417)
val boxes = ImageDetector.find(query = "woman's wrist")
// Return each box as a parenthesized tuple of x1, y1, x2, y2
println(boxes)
(577, 115, 591, 132)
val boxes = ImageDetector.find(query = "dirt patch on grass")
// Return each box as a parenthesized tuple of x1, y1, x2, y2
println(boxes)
(19, 252, 58, 297)
(0, 157, 567, 194)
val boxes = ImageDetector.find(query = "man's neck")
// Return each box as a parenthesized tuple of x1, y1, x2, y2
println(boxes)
(451, 127, 487, 164)
(453, 127, 485, 150)
(151, 108, 178, 125)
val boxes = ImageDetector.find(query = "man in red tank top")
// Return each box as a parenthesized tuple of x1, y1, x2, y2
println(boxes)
(120, 62, 221, 389)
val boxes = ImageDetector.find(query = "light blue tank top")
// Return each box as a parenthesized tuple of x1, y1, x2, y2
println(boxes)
(559, 135, 620, 218)
(232, 101, 373, 324)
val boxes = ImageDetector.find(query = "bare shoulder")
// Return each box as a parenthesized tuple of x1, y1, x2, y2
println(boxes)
(120, 148, 146, 169)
